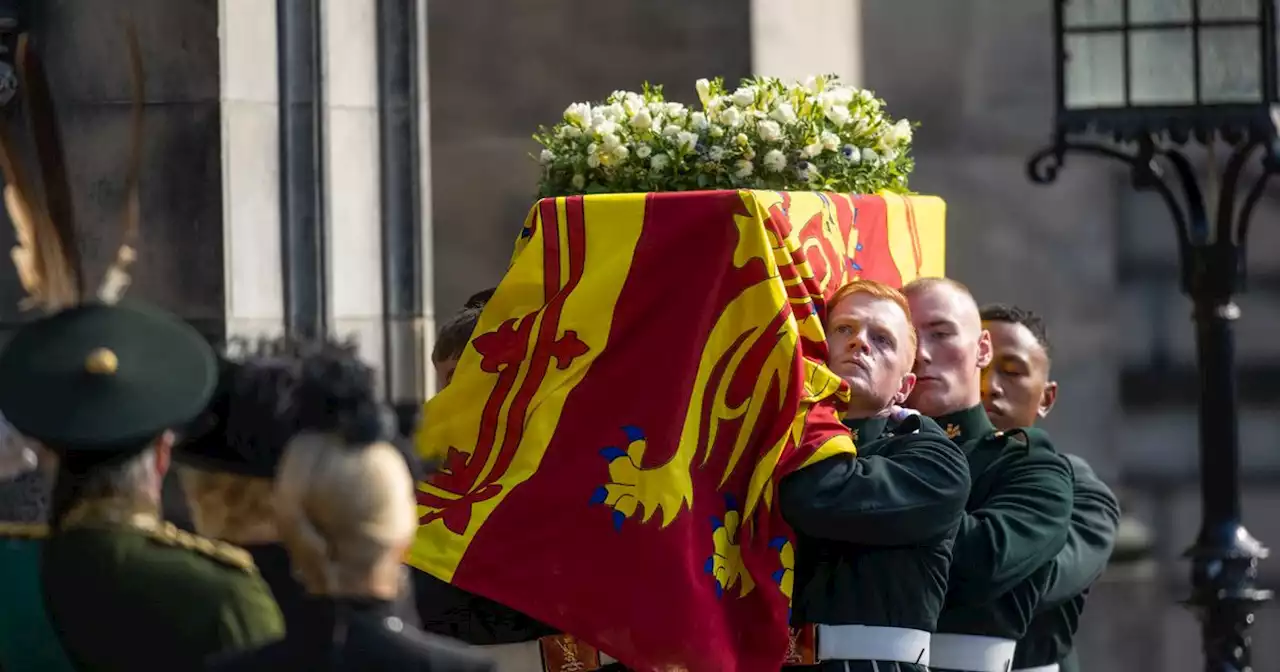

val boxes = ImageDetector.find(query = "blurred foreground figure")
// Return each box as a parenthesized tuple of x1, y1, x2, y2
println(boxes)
(0, 26, 281, 672)
(207, 347, 493, 671)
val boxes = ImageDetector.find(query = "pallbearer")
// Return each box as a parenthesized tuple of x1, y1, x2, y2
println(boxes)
(781, 280, 970, 672)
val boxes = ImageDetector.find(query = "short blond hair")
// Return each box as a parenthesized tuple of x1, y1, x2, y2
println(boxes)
(180, 468, 277, 542)
(274, 434, 417, 595)
(828, 279, 917, 359)
(902, 276, 974, 300)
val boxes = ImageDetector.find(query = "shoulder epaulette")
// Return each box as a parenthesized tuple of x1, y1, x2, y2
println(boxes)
(135, 519, 258, 574)
(0, 522, 48, 539)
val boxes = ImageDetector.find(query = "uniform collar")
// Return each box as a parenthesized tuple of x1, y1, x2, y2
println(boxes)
(842, 416, 889, 446)
(932, 404, 996, 446)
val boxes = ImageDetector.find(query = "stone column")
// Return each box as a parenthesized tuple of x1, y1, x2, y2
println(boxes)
(220, 0, 284, 341)
(321, 0, 385, 374)
(750, 0, 862, 86)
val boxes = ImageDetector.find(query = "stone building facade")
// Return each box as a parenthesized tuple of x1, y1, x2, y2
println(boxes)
(6, 1, 1280, 669)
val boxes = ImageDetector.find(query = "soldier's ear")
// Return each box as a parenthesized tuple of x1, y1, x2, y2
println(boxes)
(1038, 381, 1058, 419)
(976, 329, 993, 369)
(893, 373, 917, 405)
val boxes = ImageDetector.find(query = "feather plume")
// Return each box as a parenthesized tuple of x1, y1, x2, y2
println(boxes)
(98, 23, 144, 304)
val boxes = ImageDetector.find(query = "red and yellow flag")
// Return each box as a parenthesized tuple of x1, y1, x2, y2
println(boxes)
(411, 190, 945, 672)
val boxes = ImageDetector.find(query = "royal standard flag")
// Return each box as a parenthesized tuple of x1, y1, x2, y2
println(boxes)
(411, 190, 945, 672)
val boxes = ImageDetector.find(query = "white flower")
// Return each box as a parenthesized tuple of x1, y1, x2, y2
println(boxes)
(842, 144, 861, 163)
(796, 161, 814, 180)
(564, 103, 591, 125)
(651, 153, 670, 171)
(623, 93, 645, 115)
(733, 160, 754, 178)
(803, 75, 823, 93)
(890, 119, 913, 145)
(769, 103, 797, 124)
(587, 154, 601, 168)
(613, 145, 630, 161)
(665, 102, 687, 118)
(593, 120, 618, 137)
(587, 142, 599, 155)
(709, 125, 725, 138)
(718, 107, 742, 128)
(825, 105, 852, 127)
(882, 148, 899, 162)
(571, 174, 585, 189)
(690, 112, 709, 131)
(635, 144, 653, 159)
(735, 133, 750, 146)
(821, 132, 841, 151)
(558, 125, 582, 139)
(861, 148, 879, 163)
(648, 102, 665, 117)
(630, 109, 653, 131)
(707, 146, 727, 162)
(801, 143, 822, 159)
(763, 149, 787, 172)
(732, 86, 756, 107)
(601, 133, 622, 150)
(695, 78, 712, 106)
(662, 124, 683, 138)
(539, 149, 555, 165)
(758, 120, 783, 143)
(676, 131, 699, 152)
(603, 103, 625, 121)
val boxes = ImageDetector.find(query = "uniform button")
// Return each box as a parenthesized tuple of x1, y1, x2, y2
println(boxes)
(384, 616, 404, 633)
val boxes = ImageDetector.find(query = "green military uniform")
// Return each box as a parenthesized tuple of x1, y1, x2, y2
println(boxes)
(0, 522, 75, 672)
(780, 413, 971, 672)
(929, 405, 1074, 672)
(1011, 454, 1119, 672)
(0, 302, 285, 671)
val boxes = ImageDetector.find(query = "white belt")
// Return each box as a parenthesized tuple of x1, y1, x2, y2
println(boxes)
(817, 624, 931, 666)
(930, 633, 1016, 672)
(482, 639, 617, 672)
(1014, 665, 1059, 672)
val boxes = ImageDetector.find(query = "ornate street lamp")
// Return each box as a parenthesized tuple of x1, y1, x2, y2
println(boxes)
(1027, 1, 1275, 669)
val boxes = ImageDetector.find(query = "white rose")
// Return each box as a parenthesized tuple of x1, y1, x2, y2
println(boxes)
(825, 105, 852, 127)
(861, 148, 879, 163)
(695, 78, 712, 106)
(635, 144, 653, 159)
(821, 132, 841, 151)
(718, 107, 742, 128)
(707, 146, 727, 162)
(892, 119, 913, 145)
(601, 133, 622, 150)
(594, 120, 618, 137)
(665, 102, 687, 118)
(630, 109, 653, 131)
(758, 120, 783, 143)
(690, 112, 709, 131)
(676, 131, 699, 152)
(709, 125, 725, 138)
(763, 149, 787, 173)
(651, 153, 670, 171)
(571, 174, 586, 189)
(733, 160, 754, 178)
(732, 86, 756, 107)
(604, 103, 625, 121)
(613, 145, 630, 161)
(648, 102, 665, 117)
(539, 149, 555, 165)
(624, 93, 645, 115)
(663, 124, 683, 138)
(564, 103, 591, 125)
(587, 154, 601, 168)
(769, 103, 797, 125)
(801, 143, 822, 159)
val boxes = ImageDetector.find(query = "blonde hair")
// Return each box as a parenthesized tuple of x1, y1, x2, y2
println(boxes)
(179, 468, 277, 543)
(273, 433, 417, 596)
(828, 279, 917, 363)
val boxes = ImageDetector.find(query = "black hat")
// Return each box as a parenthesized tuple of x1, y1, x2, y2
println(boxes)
(175, 353, 302, 478)
(0, 302, 218, 472)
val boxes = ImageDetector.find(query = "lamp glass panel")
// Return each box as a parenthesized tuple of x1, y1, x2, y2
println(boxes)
(1130, 29, 1196, 104)
(1065, 33, 1127, 107)
(1200, 27, 1262, 102)
(1130, 0, 1192, 23)
(1065, 0, 1123, 27)
(1198, 0, 1259, 20)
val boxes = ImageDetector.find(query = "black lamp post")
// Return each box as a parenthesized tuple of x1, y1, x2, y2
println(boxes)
(1027, 1, 1275, 669)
